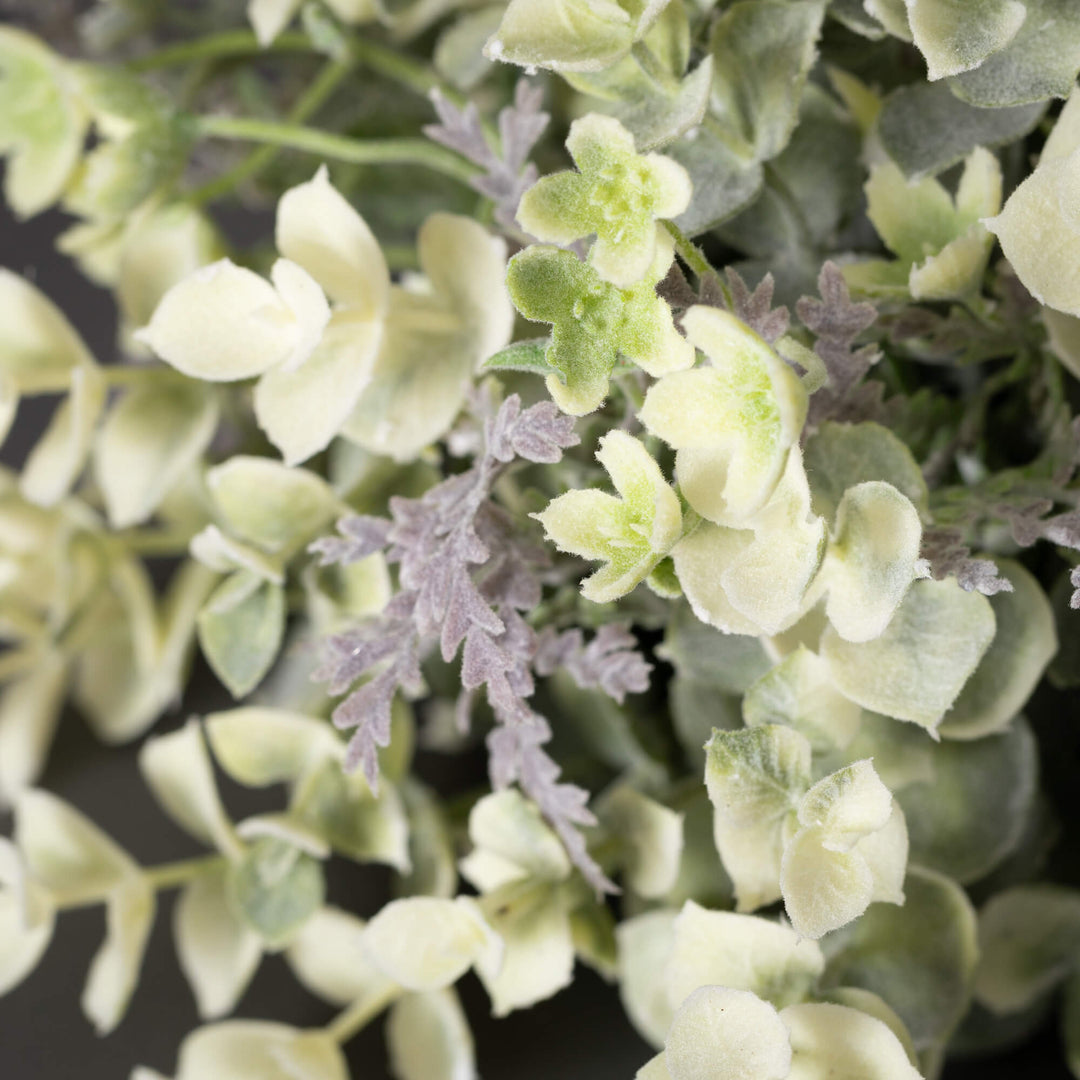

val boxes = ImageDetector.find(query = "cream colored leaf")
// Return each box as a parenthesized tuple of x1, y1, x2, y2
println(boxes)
(20, 364, 106, 508)
(82, 875, 155, 1034)
(781, 1001, 923, 1080)
(136, 260, 295, 381)
(275, 165, 389, 317)
(0, 269, 95, 392)
(286, 905, 393, 1006)
(363, 896, 502, 992)
(14, 788, 137, 905)
(175, 865, 263, 1019)
(138, 719, 242, 858)
(820, 578, 996, 732)
(94, 382, 219, 529)
(387, 989, 476, 1080)
(665, 902, 824, 1012)
(664, 985, 792, 1080)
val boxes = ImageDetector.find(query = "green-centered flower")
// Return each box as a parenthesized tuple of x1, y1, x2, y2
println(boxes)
(534, 430, 681, 604)
(507, 229, 693, 415)
(517, 114, 691, 288)
(640, 305, 807, 527)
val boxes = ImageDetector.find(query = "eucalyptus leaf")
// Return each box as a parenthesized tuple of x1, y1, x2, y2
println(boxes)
(948, 0, 1080, 107)
(877, 81, 1043, 178)
(225, 837, 325, 948)
(974, 884, 1080, 1014)
(939, 560, 1056, 739)
(197, 571, 286, 700)
(897, 717, 1037, 884)
(821, 866, 978, 1054)
(387, 990, 476, 1080)
(820, 578, 996, 732)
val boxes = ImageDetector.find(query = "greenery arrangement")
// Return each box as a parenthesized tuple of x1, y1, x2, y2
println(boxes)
(3, 0, 1080, 1076)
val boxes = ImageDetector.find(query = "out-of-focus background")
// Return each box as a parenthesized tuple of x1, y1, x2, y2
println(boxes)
(0, 2, 1078, 1076)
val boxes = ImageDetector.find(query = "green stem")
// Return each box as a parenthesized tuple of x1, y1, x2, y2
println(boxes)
(325, 985, 402, 1044)
(189, 56, 356, 204)
(129, 27, 459, 106)
(144, 854, 226, 892)
(194, 114, 478, 186)
(128, 29, 314, 71)
(664, 221, 729, 303)
(631, 41, 680, 95)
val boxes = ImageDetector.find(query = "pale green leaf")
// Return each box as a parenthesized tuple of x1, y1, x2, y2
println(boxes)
(949, 0, 1080, 107)
(81, 875, 155, 1034)
(0, 28, 88, 218)
(0, 650, 67, 804)
(466, 789, 571, 884)
(254, 310, 381, 467)
(136, 259, 299, 382)
(485, 0, 665, 73)
(704, 724, 810, 911)
(665, 901, 824, 1012)
(138, 719, 241, 858)
(708, 0, 825, 164)
(975, 884, 1080, 1014)
(664, 985, 792, 1080)
(618, 909, 678, 1049)
(20, 364, 106, 508)
(197, 571, 286, 699)
(206, 456, 339, 555)
(985, 145, 1080, 316)
(14, 788, 137, 906)
(291, 758, 411, 871)
(285, 906, 393, 1006)
(94, 381, 218, 529)
(171, 1022, 349, 1080)
(802, 421, 928, 522)
(820, 578, 996, 732)
(175, 865, 263, 1019)
(939, 559, 1057, 739)
(897, 717, 1037, 883)
(363, 896, 502, 992)
(906, 0, 1026, 81)
(226, 837, 325, 948)
(877, 81, 1043, 178)
(275, 165, 389, 318)
(822, 866, 978, 1053)
(204, 708, 342, 787)
(817, 482, 924, 644)
(0, 885, 53, 996)
(0, 269, 95, 392)
(743, 646, 862, 753)
(387, 990, 475, 1080)
(597, 784, 683, 898)
(781, 1001, 922, 1080)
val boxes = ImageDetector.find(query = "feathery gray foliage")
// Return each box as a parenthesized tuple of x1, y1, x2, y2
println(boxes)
(797, 262, 882, 426)
(312, 394, 625, 892)
(424, 79, 549, 231)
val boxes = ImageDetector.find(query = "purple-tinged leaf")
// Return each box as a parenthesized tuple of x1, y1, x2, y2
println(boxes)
(725, 269, 790, 344)
(309, 515, 392, 566)
(920, 526, 1014, 596)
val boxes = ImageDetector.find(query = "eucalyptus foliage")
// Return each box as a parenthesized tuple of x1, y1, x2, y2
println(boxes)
(1, 1, 1080, 1078)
